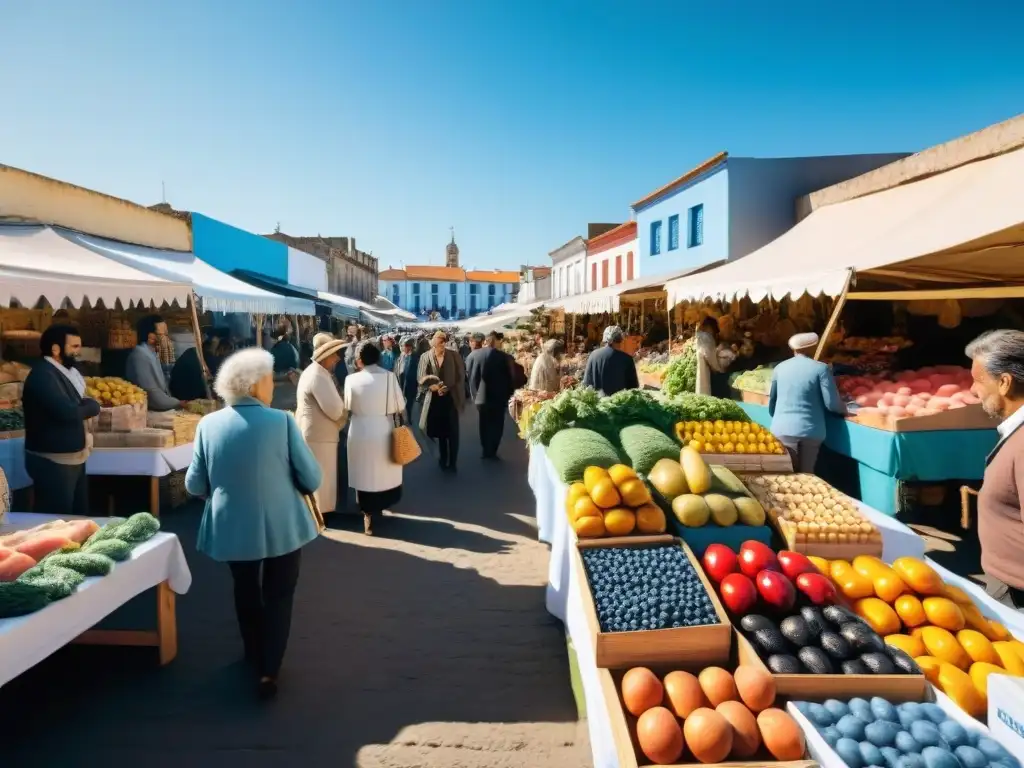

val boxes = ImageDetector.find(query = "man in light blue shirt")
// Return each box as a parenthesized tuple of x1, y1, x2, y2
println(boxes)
(379, 334, 396, 371)
(768, 332, 848, 473)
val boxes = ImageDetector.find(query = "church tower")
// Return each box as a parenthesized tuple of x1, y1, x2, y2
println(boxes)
(446, 228, 460, 268)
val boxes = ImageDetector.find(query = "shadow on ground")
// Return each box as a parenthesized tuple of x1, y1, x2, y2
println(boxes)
(0, 409, 585, 767)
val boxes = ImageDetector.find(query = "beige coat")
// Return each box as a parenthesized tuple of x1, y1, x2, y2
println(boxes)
(694, 331, 723, 396)
(295, 363, 348, 513)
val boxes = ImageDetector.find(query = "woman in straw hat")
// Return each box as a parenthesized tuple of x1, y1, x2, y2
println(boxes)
(294, 333, 349, 517)
(768, 332, 848, 473)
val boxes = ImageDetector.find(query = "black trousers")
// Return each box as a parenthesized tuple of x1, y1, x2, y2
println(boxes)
(438, 409, 460, 468)
(477, 403, 506, 458)
(25, 454, 89, 517)
(228, 548, 302, 678)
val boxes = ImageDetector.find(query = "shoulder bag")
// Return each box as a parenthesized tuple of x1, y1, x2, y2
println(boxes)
(388, 373, 421, 466)
(284, 411, 325, 533)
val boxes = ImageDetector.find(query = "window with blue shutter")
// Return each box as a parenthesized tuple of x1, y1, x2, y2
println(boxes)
(668, 214, 679, 251)
(650, 220, 662, 255)
(688, 204, 704, 247)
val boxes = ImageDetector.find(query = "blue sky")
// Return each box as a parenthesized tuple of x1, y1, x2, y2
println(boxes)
(2, 1, 1023, 272)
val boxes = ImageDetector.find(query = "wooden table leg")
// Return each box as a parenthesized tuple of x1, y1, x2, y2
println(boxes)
(150, 476, 160, 518)
(156, 581, 178, 665)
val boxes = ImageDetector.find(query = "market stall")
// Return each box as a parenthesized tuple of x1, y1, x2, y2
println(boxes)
(660, 147, 1024, 516)
(0, 511, 192, 683)
(524, 384, 1024, 768)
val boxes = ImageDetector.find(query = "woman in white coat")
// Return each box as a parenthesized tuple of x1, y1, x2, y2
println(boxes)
(344, 341, 406, 535)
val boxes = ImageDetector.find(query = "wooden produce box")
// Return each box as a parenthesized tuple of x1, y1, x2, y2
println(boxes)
(699, 453, 793, 474)
(92, 432, 130, 448)
(575, 537, 732, 669)
(735, 631, 927, 700)
(600, 666, 818, 768)
(848, 403, 997, 433)
(746, 474, 883, 560)
(125, 428, 175, 449)
(0, 430, 25, 441)
(95, 401, 148, 433)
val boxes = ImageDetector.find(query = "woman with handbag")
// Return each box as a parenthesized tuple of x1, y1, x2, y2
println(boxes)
(185, 348, 323, 699)
(344, 341, 409, 535)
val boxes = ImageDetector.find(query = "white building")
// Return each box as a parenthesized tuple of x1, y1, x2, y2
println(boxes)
(517, 266, 551, 304)
(377, 235, 520, 319)
(585, 221, 639, 289)
(549, 236, 587, 300)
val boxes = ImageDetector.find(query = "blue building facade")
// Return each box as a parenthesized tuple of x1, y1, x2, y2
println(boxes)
(191, 213, 289, 282)
(631, 152, 910, 277)
(378, 270, 517, 319)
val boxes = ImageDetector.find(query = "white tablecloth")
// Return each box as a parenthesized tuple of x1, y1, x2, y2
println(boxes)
(0, 437, 31, 490)
(928, 558, 1024, 637)
(0, 512, 192, 686)
(87, 443, 194, 476)
(0, 437, 193, 486)
(527, 444, 927, 768)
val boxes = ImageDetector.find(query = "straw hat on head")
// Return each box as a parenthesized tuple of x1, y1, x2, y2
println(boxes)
(312, 332, 347, 363)
(788, 332, 820, 351)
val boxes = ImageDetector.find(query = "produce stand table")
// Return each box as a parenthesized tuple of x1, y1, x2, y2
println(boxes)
(739, 402, 998, 516)
(0, 512, 192, 686)
(527, 445, 934, 768)
(0, 438, 193, 516)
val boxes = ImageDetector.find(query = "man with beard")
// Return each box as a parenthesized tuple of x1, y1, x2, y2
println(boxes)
(966, 330, 1024, 610)
(22, 325, 102, 516)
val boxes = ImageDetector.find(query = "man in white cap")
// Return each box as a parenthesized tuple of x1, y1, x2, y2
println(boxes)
(295, 333, 349, 519)
(768, 332, 847, 473)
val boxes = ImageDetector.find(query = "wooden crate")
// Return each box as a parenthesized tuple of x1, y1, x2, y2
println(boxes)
(746, 474, 884, 560)
(699, 453, 793, 474)
(575, 537, 732, 669)
(848, 403, 997, 433)
(735, 630, 927, 700)
(600, 666, 818, 768)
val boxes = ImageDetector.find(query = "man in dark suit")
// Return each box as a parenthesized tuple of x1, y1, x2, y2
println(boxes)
(22, 324, 102, 516)
(467, 331, 514, 460)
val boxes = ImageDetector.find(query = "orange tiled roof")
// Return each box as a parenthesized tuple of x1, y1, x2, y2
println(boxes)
(379, 268, 407, 280)
(631, 151, 729, 211)
(465, 270, 520, 283)
(405, 265, 467, 281)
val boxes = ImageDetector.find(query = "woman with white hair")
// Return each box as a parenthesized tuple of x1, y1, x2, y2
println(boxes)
(185, 348, 323, 698)
(768, 333, 848, 473)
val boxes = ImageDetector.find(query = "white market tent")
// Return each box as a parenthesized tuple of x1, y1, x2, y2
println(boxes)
(664, 146, 1024, 306)
(372, 295, 417, 321)
(550, 262, 726, 314)
(57, 228, 317, 315)
(0, 225, 192, 309)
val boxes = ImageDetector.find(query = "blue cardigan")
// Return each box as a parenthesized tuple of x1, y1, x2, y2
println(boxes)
(768, 355, 847, 442)
(185, 397, 323, 562)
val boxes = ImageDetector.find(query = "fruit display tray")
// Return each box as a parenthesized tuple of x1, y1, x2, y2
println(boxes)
(734, 388, 770, 407)
(575, 537, 732, 669)
(668, 517, 774, 559)
(599, 666, 818, 768)
(735, 631, 927, 700)
(848, 403, 998, 433)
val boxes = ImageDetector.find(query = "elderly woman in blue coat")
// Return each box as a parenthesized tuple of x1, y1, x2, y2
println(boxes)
(768, 332, 848, 473)
(185, 348, 322, 698)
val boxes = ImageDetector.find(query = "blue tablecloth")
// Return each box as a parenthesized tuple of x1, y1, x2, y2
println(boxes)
(740, 402, 998, 516)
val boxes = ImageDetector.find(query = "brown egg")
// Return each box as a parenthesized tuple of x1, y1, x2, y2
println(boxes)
(621, 667, 664, 717)
(636, 706, 684, 765)
(663, 670, 707, 718)
(757, 708, 806, 761)
(733, 664, 776, 712)
(717, 700, 761, 758)
(697, 666, 738, 707)
(683, 707, 733, 764)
